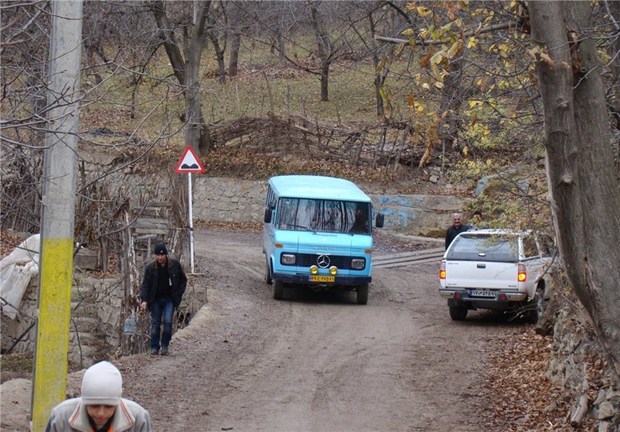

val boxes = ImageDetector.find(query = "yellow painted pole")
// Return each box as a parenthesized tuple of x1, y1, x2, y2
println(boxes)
(31, 1, 83, 430)
(31, 239, 74, 428)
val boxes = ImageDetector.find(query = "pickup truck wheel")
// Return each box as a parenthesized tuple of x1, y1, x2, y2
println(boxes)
(273, 280, 284, 300)
(449, 305, 468, 321)
(526, 286, 544, 324)
(356, 283, 369, 305)
(264, 258, 272, 285)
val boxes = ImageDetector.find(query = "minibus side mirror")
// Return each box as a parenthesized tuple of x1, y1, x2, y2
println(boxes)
(375, 213, 384, 228)
(264, 208, 272, 224)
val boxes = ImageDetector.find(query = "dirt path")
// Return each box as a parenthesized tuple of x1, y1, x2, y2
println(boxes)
(55, 228, 525, 432)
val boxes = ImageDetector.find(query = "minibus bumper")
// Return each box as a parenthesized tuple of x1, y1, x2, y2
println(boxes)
(273, 273, 371, 286)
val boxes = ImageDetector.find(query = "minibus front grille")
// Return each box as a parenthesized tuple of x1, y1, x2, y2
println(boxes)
(293, 253, 365, 270)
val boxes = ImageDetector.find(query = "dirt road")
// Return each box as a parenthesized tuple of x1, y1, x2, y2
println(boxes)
(108, 228, 520, 431)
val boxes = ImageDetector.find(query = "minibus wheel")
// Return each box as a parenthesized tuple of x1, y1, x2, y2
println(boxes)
(265, 258, 273, 285)
(273, 280, 284, 300)
(356, 283, 369, 305)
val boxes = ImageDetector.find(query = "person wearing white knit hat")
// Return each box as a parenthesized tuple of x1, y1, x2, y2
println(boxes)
(45, 361, 152, 432)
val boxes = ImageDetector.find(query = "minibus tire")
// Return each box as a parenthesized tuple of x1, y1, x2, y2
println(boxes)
(356, 283, 369, 305)
(273, 280, 284, 300)
(265, 258, 273, 285)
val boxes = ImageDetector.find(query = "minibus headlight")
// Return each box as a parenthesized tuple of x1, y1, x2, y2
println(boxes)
(329, 266, 338, 275)
(351, 258, 365, 270)
(310, 265, 318, 274)
(281, 254, 296, 265)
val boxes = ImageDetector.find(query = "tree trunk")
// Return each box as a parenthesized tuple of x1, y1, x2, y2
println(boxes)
(437, 56, 466, 156)
(150, 1, 186, 86)
(368, 13, 385, 117)
(151, 0, 213, 155)
(310, 1, 331, 102)
(209, 32, 227, 84)
(529, 0, 620, 385)
(228, 32, 241, 78)
(320, 62, 329, 102)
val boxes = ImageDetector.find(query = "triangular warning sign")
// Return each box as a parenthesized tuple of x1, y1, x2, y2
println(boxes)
(175, 146, 206, 174)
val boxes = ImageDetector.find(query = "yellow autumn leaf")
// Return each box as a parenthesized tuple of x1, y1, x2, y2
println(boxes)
(434, 81, 444, 89)
(416, 6, 433, 17)
(447, 40, 462, 58)
(467, 36, 477, 49)
(421, 82, 430, 90)
(430, 51, 444, 65)
(462, 146, 469, 156)
(441, 22, 453, 32)
(431, 64, 443, 82)
(402, 28, 414, 36)
(498, 42, 510, 57)
(407, 92, 415, 107)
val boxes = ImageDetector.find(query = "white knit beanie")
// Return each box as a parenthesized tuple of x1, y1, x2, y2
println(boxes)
(81, 361, 123, 406)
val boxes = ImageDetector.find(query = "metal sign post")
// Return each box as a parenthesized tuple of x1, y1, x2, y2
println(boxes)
(175, 146, 206, 274)
(187, 172, 195, 273)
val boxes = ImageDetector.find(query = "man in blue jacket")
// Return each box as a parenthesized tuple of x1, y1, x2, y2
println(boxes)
(140, 242, 187, 355)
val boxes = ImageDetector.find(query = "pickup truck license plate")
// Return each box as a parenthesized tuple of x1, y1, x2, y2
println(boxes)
(468, 289, 495, 298)
(310, 275, 335, 283)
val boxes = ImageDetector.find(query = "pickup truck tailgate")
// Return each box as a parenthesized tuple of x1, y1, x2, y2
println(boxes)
(443, 260, 519, 289)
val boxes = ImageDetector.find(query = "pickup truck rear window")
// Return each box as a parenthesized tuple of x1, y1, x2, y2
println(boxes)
(446, 234, 519, 262)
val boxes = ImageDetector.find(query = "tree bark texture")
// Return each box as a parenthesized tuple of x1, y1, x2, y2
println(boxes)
(529, 0, 620, 384)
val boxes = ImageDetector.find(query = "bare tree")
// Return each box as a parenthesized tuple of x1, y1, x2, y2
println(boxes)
(1, 0, 51, 233)
(529, 0, 620, 384)
(149, 0, 214, 154)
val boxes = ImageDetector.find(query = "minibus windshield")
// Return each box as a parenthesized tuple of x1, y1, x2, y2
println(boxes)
(276, 198, 370, 234)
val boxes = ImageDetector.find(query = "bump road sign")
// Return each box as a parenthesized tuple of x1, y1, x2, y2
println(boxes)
(175, 146, 206, 174)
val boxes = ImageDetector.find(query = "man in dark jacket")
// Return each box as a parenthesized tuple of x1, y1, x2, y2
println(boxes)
(445, 212, 470, 250)
(140, 242, 187, 355)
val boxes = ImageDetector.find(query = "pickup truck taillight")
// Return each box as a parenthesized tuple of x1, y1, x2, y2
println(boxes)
(439, 261, 446, 280)
(518, 263, 527, 282)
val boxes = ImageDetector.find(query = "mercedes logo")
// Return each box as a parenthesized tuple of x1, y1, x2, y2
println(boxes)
(316, 255, 330, 268)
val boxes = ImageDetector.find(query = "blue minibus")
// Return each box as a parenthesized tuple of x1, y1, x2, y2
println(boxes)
(263, 175, 384, 304)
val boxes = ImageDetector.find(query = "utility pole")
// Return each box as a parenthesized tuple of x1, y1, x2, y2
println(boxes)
(31, 1, 83, 430)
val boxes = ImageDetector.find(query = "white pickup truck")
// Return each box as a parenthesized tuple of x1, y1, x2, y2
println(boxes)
(438, 229, 553, 322)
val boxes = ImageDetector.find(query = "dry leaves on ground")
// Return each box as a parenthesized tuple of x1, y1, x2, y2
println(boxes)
(482, 327, 597, 432)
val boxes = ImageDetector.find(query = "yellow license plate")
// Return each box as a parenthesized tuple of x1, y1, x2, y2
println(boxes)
(309, 275, 335, 283)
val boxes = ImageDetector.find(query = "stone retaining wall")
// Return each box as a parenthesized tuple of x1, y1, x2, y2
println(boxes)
(1, 274, 122, 366)
(547, 305, 620, 430)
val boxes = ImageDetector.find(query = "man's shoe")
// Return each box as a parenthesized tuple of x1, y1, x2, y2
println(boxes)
(160, 346, 169, 355)
(150, 348, 159, 355)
